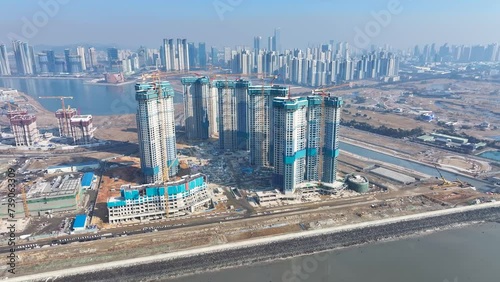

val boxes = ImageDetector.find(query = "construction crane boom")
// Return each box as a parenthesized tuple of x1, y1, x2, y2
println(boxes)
(21, 184, 29, 218)
(39, 96, 74, 136)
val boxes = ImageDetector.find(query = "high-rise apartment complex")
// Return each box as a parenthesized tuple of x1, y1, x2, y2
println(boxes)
(215, 79, 250, 151)
(0, 44, 11, 75)
(160, 38, 190, 72)
(272, 95, 343, 194)
(135, 81, 178, 184)
(76, 46, 87, 71)
(247, 85, 288, 167)
(12, 40, 35, 75)
(181, 76, 217, 140)
(272, 97, 309, 194)
(87, 47, 98, 69)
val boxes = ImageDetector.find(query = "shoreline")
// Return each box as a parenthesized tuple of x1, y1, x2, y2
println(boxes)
(0, 75, 91, 80)
(7, 202, 500, 282)
(340, 138, 492, 189)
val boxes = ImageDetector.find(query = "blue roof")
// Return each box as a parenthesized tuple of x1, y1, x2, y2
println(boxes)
(73, 214, 87, 229)
(81, 172, 94, 187)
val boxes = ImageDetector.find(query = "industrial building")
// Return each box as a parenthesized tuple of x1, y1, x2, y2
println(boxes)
(47, 161, 100, 174)
(7, 110, 40, 147)
(0, 174, 84, 218)
(135, 81, 178, 183)
(81, 172, 96, 189)
(69, 115, 95, 145)
(247, 85, 288, 167)
(215, 79, 250, 151)
(345, 174, 370, 193)
(181, 76, 217, 140)
(55, 108, 77, 137)
(107, 174, 210, 224)
(272, 95, 343, 194)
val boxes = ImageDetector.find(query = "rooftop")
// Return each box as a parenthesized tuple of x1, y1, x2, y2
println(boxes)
(81, 172, 94, 187)
(70, 115, 92, 122)
(26, 176, 81, 199)
(72, 214, 87, 229)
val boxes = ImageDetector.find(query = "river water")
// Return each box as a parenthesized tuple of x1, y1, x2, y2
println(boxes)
(170, 222, 500, 282)
(339, 142, 492, 191)
(0, 77, 183, 115)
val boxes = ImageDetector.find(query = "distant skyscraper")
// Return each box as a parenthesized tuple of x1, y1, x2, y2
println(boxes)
(273, 28, 281, 52)
(181, 76, 215, 140)
(12, 40, 35, 75)
(215, 79, 250, 151)
(137, 46, 147, 68)
(38, 52, 49, 74)
(67, 55, 82, 74)
(0, 44, 11, 75)
(254, 36, 262, 51)
(198, 42, 207, 69)
(107, 47, 119, 67)
(160, 39, 190, 71)
(268, 36, 275, 51)
(248, 85, 288, 167)
(135, 81, 178, 183)
(188, 42, 197, 68)
(88, 47, 97, 69)
(211, 47, 218, 66)
(64, 49, 71, 73)
(44, 50, 56, 73)
(76, 46, 87, 71)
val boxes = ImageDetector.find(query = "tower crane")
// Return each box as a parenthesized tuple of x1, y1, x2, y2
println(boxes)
(38, 96, 74, 136)
(20, 182, 30, 218)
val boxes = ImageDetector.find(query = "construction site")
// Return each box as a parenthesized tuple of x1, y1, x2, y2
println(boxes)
(0, 74, 499, 278)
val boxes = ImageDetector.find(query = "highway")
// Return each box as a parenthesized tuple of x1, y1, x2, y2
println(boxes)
(1, 193, 378, 254)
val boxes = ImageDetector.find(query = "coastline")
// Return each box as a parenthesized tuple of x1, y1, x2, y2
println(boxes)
(7, 202, 500, 282)
(0, 75, 91, 80)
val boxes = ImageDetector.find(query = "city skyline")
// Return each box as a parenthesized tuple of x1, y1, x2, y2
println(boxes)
(1, 0, 499, 50)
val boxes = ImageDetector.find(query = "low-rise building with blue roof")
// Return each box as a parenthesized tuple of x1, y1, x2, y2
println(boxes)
(81, 172, 96, 189)
(72, 214, 87, 231)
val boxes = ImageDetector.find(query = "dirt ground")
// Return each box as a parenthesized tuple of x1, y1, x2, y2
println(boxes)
(96, 157, 142, 204)
(336, 79, 499, 140)
(12, 190, 495, 277)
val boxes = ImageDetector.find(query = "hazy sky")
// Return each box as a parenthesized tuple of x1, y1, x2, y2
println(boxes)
(0, 0, 499, 50)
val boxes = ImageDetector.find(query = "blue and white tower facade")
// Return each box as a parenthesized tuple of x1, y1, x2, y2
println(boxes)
(135, 81, 178, 184)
